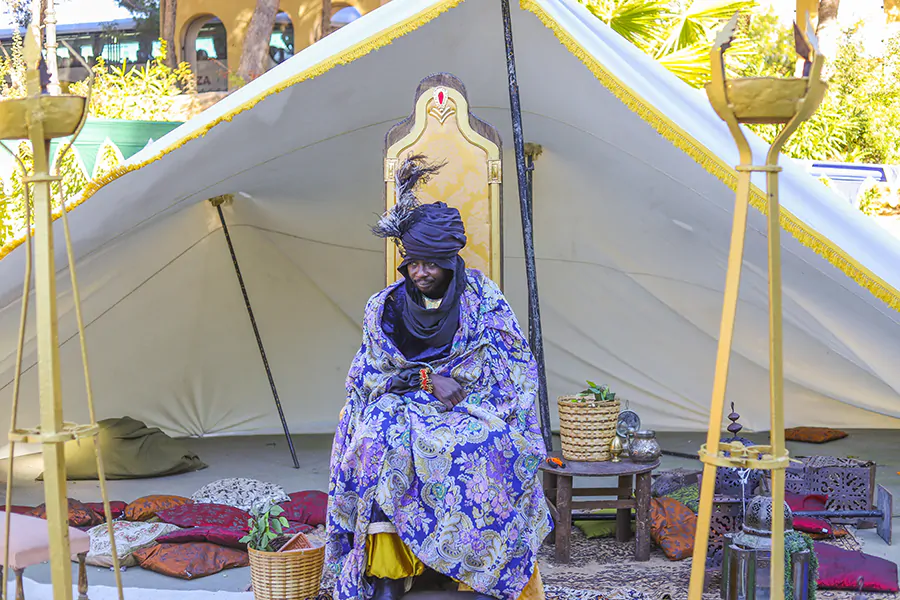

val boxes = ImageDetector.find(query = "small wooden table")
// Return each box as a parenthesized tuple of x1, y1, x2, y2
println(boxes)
(541, 451, 659, 563)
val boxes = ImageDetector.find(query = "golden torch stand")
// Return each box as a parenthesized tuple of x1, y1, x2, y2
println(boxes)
(0, 23, 124, 600)
(687, 11, 827, 600)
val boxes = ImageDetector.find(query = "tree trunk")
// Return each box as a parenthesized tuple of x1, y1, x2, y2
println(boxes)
(319, 0, 332, 40)
(160, 0, 178, 68)
(815, 0, 841, 63)
(43, 0, 60, 94)
(237, 0, 279, 83)
(794, 0, 839, 76)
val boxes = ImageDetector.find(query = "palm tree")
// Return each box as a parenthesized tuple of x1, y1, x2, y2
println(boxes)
(581, 0, 758, 87)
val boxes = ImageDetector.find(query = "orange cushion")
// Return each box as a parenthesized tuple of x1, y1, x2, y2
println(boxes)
(784, 427, 848, 444)
(0, 513, 90, 569)
(124, 495, 192, 522)
(649, 497, 697, 561)
(30, 498, 103, 528)
(133, 542, 249, 579)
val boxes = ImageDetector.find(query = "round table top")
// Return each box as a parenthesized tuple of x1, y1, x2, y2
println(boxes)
(539, 451, 659, 476)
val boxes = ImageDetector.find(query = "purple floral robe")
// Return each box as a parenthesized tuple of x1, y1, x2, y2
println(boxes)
(326, 269, 552, 600)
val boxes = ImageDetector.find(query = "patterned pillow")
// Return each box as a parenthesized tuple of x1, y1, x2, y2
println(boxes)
(649, 497, 697, 561)
(2, 506, 35, 515)
(31, 498, 103, 528)
(664, 483, 700, 513)
(83, 520, 182, 567)
(784, 427, 848, 444)
(156, 526, 247, 549)
(191, 478, 290, 513)
(124, 495, 193, 522)
(133, 542, 249, 579)
(279, 491, 328, 526)
(156, 503, 251, 531)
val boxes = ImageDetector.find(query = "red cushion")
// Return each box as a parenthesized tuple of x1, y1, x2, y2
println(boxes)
(786, 493, 827, 511)
(785, 493, 831, 534)
(793, 516, 832, 535)
(84, 501, 127, 519)
(133, 542, 248, 579)
(815, 542, 899, 592)
(278, 491, 327, 526)
(156, 503, 251, 531)
(156, 526, 247, 549)
(285, 522, 314, 535)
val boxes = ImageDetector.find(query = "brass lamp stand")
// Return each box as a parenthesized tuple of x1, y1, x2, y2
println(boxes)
(687, 12, 826, 600)
(0, 23, 124, 600)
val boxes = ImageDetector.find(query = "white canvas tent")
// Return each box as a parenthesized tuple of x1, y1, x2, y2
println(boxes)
(2, 0, 900, 450)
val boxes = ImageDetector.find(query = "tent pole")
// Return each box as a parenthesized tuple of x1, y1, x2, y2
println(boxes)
(501, 0, 553, 453)
(211, 197, 300, 469)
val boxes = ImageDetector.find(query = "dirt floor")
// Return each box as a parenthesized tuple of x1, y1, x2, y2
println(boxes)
(1, 430, 897, 594)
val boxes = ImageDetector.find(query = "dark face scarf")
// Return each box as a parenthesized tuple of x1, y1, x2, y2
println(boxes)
(400, 255, 466, 348)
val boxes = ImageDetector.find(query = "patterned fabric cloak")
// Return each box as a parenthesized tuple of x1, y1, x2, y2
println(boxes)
(326, 269, 552, 600)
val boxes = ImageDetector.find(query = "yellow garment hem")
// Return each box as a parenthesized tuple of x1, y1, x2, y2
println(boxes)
(365, 533, 544, 600)
(366, 533, 426, 579)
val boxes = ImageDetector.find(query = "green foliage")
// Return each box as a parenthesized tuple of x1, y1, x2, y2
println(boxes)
(114, 0, 160, 39)
(0, 37, 193, 247)
(580, 381, 617, 402)
(0, 141, 88, 247)
(858, 183, 900, 216)
(240, 505, 290, 552)
(69, 41, 195, 121)
(93, 141, 125, 180)
(735, 18, 900, 165)
(580, 0, 758, 87)
(1, 0, 30, 28)
(0, 31, 27, 99)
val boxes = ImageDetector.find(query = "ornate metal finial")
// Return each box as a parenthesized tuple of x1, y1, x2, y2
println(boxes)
(727, 402, 743, 437)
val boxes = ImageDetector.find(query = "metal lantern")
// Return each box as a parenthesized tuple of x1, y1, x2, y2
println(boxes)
(721, 496, 813, 600)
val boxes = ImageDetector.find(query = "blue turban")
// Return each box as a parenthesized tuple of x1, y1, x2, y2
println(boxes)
(399, 202, 467, 268)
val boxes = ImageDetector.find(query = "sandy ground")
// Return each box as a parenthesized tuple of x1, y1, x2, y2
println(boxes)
(1, 430, 897, 593)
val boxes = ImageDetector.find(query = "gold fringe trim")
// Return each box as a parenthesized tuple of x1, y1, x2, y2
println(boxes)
(0, 0, 465, 263)
(520, 0, 900, 313)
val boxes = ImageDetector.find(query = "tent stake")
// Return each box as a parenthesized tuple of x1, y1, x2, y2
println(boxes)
(211, 197, 300, 469)
(501, 0, 553, 453)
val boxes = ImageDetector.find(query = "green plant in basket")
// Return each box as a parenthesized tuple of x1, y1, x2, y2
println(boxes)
(579, 381, 617, 402)
(240, 505, 290, 552)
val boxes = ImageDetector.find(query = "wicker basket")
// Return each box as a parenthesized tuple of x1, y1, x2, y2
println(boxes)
(557, 395, 620, 461)
(248, 533, 325, 600)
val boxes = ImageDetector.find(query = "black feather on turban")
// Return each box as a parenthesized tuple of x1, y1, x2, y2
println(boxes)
(371, 154, 467, 263)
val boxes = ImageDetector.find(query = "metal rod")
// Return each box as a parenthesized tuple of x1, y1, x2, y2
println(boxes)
(793, 510, 885, 518)
(216, 205, 300, 469)
(501, 0, 552, 453)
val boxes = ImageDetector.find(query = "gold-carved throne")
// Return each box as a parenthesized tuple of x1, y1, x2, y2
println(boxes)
(384, 73, 503, 287)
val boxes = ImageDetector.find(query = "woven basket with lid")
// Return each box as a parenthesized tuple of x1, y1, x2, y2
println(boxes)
(558, 395, 620, 461)
(248, 532, 325, 600)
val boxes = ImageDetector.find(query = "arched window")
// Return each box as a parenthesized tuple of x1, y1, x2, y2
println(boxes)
(331, 6, 361, 29)
(183, 15, 228, 92)
(269, 11, 294, 68)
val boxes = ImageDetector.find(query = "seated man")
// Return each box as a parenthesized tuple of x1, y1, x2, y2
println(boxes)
(326, 155, 551, 600)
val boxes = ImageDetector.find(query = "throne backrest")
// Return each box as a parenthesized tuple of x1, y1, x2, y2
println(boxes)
(384, 73, 503, 287)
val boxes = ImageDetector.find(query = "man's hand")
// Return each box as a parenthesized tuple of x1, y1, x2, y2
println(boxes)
(430, 374, 466, 409)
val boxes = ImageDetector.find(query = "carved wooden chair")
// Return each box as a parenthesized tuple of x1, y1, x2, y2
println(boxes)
(383, 73, 503, 286)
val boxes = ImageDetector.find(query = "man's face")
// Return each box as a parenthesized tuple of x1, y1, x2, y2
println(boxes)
(407, 260, 450, 298)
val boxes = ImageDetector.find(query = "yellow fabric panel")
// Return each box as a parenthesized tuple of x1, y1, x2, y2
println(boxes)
(394, 97, 493, 275)
(365, 533, 426, 579)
